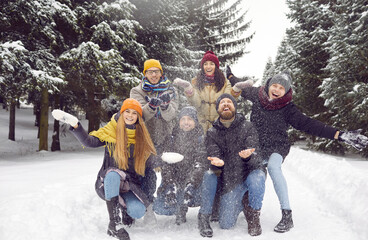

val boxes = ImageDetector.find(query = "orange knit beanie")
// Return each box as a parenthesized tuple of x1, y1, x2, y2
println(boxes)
(120, 98, 143, 117)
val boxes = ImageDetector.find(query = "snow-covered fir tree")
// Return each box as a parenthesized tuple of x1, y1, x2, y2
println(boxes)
(321, 0, 368, 156)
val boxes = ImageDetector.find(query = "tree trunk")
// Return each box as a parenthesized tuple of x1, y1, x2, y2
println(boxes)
(8, 101, 16, 141)
(87, 90, 100, 133)
(39, 87, 49, 151)
(51, 93, 60, 151)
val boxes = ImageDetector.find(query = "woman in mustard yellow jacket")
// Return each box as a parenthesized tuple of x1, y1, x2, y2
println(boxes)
(174, 51, 238, 132)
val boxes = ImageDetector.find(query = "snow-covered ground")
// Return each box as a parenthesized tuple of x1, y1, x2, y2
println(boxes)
(0, 107, 367, 240)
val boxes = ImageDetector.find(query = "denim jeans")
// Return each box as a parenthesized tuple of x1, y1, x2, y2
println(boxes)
(267, 153, 291, 210)
(199, 169, 266, 229)
(153, 183, 201, 215)
(104, 171, 146, 219)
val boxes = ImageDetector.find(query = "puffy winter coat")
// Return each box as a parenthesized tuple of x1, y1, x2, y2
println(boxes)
(159, 123, 208, 190)
(70, 113, 160, 207)
(206, 113, 265, 195)
(130, 82, 178, 153)
(242, 86, 337, 159)
(186, 77, 233, 132)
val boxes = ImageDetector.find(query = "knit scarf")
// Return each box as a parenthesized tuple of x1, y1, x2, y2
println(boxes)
(89, 114, 136, 157)
(203, 74, 215, 84)
(258, 86, 293, 110)
(141, 76, 171, 94)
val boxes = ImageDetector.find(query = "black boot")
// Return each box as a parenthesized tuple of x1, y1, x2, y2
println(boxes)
(175, 205, 188, 225)
(274, 209, 294, 233)
(245, 205, 262, 236)
(198, 213, 213, 238)
(121, 207, 134, 227)
(106, 197, 130, 240)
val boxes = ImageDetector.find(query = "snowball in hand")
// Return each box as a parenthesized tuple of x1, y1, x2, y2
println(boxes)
(161, 152, 184, 164)
(51, 109, 78, 126)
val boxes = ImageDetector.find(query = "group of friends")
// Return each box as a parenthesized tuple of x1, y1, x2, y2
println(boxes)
(52, 51, 368, 240)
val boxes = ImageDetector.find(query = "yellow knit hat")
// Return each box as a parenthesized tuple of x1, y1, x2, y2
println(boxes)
(143, 59, 163, 75)
(120, 98, 143, 117)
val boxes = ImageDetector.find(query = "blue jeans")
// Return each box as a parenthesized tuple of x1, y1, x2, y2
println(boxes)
(267, 153, 290, 210)
(199, 169, 266, 229)
(104, 171, 146, 219)
(153, 183, 201, 215)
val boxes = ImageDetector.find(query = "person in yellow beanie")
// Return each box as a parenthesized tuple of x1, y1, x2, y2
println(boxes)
(130, 59, 179, 224)
(52, 98, 160, 240)
(130, 59, 178, 154)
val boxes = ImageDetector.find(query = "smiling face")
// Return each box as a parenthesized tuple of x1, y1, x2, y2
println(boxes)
(179, 115, 196, 132)
(122, 108, 138, 125)
(145, 67, 162, 84)
(268, 83, 286, 100)
(218, 98, 236, 120)
(202, 61, 216, 76)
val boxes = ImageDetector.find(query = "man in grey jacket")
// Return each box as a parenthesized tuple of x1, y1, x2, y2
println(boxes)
(130, 59, 179, 223)
(130, 59, 178, 155)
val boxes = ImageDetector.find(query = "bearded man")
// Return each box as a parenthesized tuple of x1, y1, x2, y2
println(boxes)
(197, 93, 266, 238)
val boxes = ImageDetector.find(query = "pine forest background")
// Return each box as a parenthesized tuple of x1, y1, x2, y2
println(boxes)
(0, 0, 367, 158)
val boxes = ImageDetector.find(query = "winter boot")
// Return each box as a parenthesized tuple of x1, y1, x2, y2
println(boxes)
(121, 207, 134, 227)
(106, 197, 130, 240)
(246, 206, 262, 236)
(175, 205, 188, 225)
(274, 209, 294, 233)
(198, 213, 213, 238)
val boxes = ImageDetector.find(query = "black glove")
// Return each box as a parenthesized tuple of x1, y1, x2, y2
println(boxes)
(145, 96, 162, 110)
(159, 92, 172, 111)
(183, 182, 195, 205)
(226, 65, 233, 79)
(338, 129, 368, 151)
(164, 184, 177, 206)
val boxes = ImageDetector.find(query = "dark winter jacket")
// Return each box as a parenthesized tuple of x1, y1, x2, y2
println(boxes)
(70, 113, 160, 208)
(241, 86, 338, 159)
(159, 123, 208, 190)
(206, 113, 265, 195)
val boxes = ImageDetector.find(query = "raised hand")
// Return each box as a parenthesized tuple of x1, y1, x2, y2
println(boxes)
(239, 148, 255, 159)
(173, 78, 192, 89)
(159, 91, 174, 110)
(339, 129, 368, 151)
(208, 157, 224, 167)
(233, 79, 254, 92)
(226, 65, 233, 79)
(145, 96, 163, 110)
(51, 109, 78, 127)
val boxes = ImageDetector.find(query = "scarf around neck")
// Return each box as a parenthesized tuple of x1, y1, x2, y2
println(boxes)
(258, 86, 293, 110)
(89, 115, 137, 156)
(203, 74, 215, 84)
(141, 76, 171, 94)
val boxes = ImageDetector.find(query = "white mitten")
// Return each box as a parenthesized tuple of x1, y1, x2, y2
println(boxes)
(52, 109, 78, 126)
(233, 79, 254, 92)
(161, 152, 184, 164)
(173, 78, 192, 90)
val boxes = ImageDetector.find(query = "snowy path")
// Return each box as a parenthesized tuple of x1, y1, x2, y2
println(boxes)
(0, 147, 367, 240)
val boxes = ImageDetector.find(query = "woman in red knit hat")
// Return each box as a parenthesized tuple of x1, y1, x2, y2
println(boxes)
(52, 98, 160, 240)
(173, 51, 246, 132)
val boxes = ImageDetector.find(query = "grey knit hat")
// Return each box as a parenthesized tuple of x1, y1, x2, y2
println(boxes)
(178, 106, 198, 123)
(269, 71, 292, 92)
(216, 93, 237, 112)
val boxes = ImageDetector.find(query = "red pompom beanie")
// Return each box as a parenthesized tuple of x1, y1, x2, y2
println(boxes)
(200, 51, 220, 69)
(120, 98, 143, 117)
